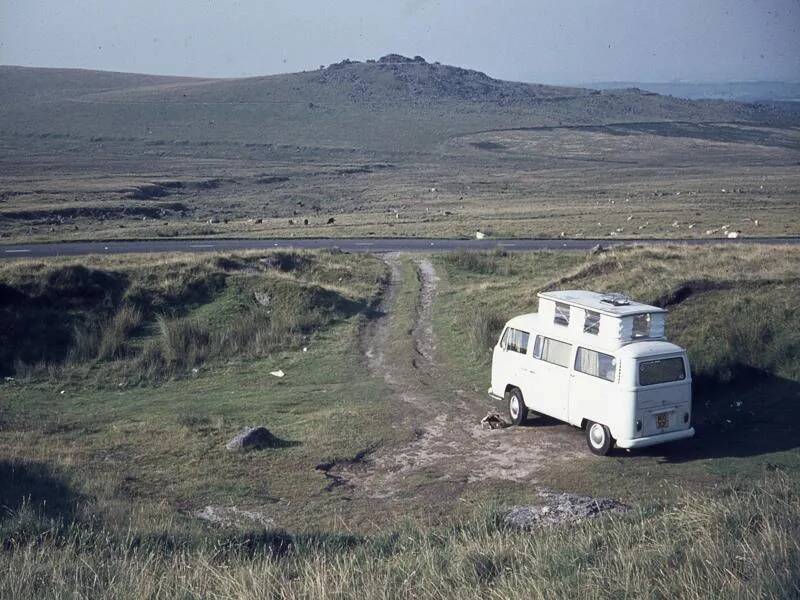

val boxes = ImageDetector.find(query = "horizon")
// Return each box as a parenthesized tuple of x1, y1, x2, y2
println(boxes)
(1, 1, 798, 85)
(1, 59, 799, 87)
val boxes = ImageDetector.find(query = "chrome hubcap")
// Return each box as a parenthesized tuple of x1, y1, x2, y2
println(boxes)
(510, 396, 519, 419)
(590, 424, 605, 447)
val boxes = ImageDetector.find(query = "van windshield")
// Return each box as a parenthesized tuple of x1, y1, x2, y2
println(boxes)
(638, 356, 686, 386)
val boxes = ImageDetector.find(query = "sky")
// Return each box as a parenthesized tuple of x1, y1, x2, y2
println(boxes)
(1, 0, 798, 83)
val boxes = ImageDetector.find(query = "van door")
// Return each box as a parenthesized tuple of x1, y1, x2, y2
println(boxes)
(529, 335, 572, 421)
(491, 328, 510, 396)
(492, 327, 530, 398)
(569, 347, 618, 428)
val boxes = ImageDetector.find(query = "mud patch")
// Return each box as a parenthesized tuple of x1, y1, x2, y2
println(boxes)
(361, 253, 402, 383)
(471, 141, 507, 150)
(413, 258, 439, 366)
(255, 175, 290, 184)
(122, 183, 172, 199)
(316, 443, 379, 492)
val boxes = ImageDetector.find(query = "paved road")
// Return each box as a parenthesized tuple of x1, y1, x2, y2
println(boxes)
(1, 236, 799, 259)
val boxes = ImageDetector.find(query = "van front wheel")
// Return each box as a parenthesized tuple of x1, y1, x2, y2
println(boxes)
(586, 421, 613, 456)
(507, 388, 528, 426)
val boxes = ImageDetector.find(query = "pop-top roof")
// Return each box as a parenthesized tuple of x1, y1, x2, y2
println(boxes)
(537, 290, 666, 317)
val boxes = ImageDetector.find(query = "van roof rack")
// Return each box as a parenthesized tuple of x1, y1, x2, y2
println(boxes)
(600, 293, 631, 306)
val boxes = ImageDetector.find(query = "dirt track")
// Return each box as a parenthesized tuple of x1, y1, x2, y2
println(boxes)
(336, 255, 585, 499)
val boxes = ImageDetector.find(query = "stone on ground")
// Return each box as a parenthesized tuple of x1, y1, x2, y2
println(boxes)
(504, 490, 629, 530)
(194, 505, 275, 528)
(226, 426, 284, 451)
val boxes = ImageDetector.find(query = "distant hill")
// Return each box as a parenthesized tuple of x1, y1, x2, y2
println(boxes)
(586, 81, 800, 103)
(0, 56, 795, 152)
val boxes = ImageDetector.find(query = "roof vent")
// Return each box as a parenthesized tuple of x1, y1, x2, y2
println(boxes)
(600, 293, 631, 306)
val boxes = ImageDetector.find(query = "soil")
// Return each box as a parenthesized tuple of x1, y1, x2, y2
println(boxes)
(335, 255, 586, 499)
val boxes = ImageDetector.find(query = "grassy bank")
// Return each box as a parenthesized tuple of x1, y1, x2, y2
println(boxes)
(0, 250, 385, 382)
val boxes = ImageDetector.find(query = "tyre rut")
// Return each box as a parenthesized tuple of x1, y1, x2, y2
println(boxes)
(333, 254, 584, 499)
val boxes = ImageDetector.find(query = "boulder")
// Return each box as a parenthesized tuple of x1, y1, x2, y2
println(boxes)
(226, 426, 284, 451)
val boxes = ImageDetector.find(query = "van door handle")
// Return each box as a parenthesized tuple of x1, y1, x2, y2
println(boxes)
(522, 368, 536, 374)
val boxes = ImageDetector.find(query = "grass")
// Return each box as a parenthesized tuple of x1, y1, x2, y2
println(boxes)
(0, 473, 797, 598)
(0, 250, 406, 534)
(2, 246, 800, 597)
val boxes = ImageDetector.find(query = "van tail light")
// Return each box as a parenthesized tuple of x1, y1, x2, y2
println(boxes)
(635, 419, 642, 432)
(683, 412, 689, 423)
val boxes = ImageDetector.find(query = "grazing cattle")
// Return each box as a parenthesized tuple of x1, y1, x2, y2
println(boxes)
(304, 219, 309, 225)
(288, 219, 294, 225)
(327, 217, 336, 225)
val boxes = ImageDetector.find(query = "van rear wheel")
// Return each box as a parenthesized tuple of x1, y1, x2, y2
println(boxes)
(586, 421, 613, 456)
(506, 388, 528, 426)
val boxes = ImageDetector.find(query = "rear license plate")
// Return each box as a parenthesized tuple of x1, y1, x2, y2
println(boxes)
(656, 413, 669, 429)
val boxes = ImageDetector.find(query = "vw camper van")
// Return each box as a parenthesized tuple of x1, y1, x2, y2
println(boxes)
(489, 290, 695, 455)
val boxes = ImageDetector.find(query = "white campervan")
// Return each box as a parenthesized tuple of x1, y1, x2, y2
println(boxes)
(489, 290, 695, 455)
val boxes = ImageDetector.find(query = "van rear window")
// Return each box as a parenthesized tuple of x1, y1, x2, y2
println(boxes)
(638, 357, 686, 386)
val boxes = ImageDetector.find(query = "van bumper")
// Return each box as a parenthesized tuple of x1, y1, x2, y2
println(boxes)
(616, 427, 695, 449)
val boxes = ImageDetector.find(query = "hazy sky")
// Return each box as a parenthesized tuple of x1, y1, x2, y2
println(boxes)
(1, 0, 798, 83)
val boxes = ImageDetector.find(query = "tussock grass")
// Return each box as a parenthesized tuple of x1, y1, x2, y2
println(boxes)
(0, 475, 797, 599)
(467, 304, 507, 356)
(156, 315, 210, 369)
(98, 304, 143, 360)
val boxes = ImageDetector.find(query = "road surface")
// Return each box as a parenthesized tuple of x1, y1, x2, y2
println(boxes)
(2, 236, 799, 259)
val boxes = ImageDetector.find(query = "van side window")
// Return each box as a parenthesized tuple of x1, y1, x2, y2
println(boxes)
(505, 328, 530, 354)
(575, 347, 616, 382)
(583, 310, 600, 335)
(532, 335, 572, 368)
(632, 313, 651, 338)
(554, 302, 570, 326)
